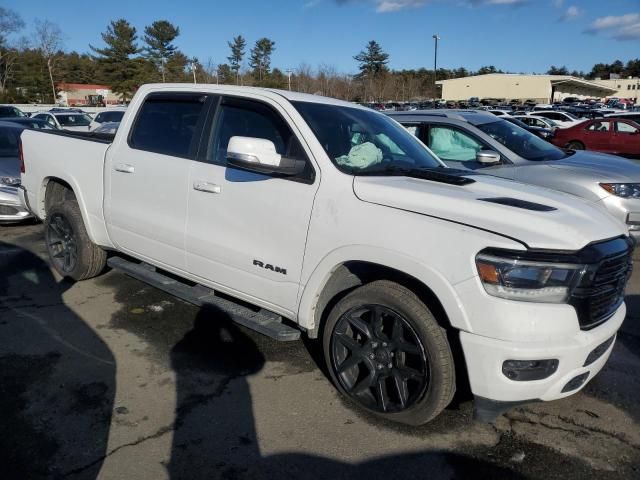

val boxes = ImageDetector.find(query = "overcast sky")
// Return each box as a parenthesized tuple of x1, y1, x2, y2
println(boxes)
(5, 0, 640, 74)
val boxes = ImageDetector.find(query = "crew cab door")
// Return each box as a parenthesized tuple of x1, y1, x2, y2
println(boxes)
(104, 92, 209, 269)
(186, 95, 318, 313)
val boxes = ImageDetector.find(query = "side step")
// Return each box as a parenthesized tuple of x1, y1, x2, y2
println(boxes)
(107, 256, 300, 341)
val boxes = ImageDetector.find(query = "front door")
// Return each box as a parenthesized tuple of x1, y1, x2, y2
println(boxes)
(584, 120, 613, 153)
(185, 95, 319, 313)
(613, 120, 640, 156)
(105, 92, 209, 269)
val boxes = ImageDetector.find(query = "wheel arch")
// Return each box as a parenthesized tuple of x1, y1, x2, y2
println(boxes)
(298, 248, 471, 339)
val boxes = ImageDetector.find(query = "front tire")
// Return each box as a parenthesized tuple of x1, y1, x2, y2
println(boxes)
(322, 280, 456, 425)
(45, 201, 106, 280)
(566, 140, 585, 150)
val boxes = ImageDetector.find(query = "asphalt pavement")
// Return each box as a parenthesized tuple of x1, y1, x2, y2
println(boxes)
(1, 223, 639, 480)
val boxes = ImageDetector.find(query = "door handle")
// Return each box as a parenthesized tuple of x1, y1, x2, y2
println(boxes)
(114, 163, 135, 173)
(193, 181, 221, 194)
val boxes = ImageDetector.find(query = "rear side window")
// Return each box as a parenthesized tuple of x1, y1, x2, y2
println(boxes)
(129, 94, 207, 158)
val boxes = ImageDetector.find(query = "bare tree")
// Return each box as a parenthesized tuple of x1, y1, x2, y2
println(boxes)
(0, 7, 25, 94)
(34, 19, 64, 103)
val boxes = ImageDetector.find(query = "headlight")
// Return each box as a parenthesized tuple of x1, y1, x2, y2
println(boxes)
(476, 254, 585, 303)
(600, 183, 640, 198)
(0, 176, 20, 187)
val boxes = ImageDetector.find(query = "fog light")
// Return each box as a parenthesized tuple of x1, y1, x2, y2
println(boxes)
(502, 359, 559, 381)
(562, 372, 589, 393)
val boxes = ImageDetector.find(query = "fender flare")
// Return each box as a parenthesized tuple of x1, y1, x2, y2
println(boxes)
(297, 245, 472, 333)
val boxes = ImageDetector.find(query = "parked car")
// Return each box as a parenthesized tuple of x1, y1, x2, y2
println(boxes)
(0, 117, 58, 130)
(89, 108, 126, 131)
(0, 105, 26, 118)
(513, 115, 559, 130)
(388, 109, 640, 237)
(32, 111, 93, 131)
(19, 84, 633, 425)
(528, 110, 583, 128)
(488, 109, 511, 117)
(93, 121, 120, 134)
(552, 118, 640, 158)
(605, 112, 640, 122)
(502, 116, 554, 141)
(0, 122, 34, 224)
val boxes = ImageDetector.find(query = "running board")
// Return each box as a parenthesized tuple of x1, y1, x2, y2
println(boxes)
(107, 256, 300, 341)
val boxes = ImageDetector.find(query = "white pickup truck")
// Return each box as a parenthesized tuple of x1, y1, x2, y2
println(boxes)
(19, 84, 633, 425)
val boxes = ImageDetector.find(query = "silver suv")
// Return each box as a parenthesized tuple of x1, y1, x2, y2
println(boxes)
(389, 110, 640, 239)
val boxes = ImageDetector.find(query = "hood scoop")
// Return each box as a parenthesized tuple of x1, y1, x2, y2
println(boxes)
(478, 197, 557, 212)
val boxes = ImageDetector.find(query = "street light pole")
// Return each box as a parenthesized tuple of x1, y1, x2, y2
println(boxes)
(433, 34, 440, 101)
(286, 68, 292, 91)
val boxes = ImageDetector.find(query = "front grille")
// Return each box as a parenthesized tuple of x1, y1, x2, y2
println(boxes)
(570, 249, 633, 330)
(0, 205, 19, 216)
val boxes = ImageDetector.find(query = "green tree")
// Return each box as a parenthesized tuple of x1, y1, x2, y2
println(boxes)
(91, 19, 140, 101)
(249, 37, 275, 82)
(354, 40, 389, 78)
(547, 65, 569, 75)
(143, 20, 180, 82)
(227, 35, 246, 84)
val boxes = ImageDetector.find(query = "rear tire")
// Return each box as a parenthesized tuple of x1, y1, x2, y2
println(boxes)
(567, 140, 585, 150)
(322, 280, 455, 425)
(45, 201, 106, 280)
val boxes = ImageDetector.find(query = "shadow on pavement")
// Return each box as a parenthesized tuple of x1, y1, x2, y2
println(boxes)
(0, 241, 116, 479)
(166, 305, 526, 480)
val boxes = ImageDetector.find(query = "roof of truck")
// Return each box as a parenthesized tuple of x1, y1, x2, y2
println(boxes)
(137, 83, 363, 109)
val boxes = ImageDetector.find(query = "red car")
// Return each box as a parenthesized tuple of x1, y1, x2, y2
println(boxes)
(552, 118, 640, 158)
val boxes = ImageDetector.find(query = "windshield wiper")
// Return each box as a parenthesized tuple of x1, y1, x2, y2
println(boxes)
(355, 165, 476, 186)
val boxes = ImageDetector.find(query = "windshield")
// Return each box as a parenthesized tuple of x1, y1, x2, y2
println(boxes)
(55, 114, 92, 126)
(476, 120, 567, 161)
(0, 106, 25, 118)
(292, 101, 442, 173)
(0, 128, 20, 157)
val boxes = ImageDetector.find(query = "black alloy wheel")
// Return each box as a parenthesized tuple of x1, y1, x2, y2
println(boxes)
(46, 212, 78, 273)
(330, 304, 429, 414)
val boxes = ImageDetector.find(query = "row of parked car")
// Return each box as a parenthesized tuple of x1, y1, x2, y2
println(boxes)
(0, 105, 127, 223)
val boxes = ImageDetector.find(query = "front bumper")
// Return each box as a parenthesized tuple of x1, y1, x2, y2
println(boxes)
(460, 303, 624, 403)
(0, 186, 33, 223)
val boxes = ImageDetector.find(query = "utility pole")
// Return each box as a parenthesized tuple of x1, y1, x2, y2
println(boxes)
(286, 68, 292, 91)
(433, 34, 440, 100)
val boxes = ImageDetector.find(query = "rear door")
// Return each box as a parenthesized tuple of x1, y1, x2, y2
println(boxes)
(104, 92, 209, 269)
(613, 120, 640, 156)
(185, 95, 319, 313)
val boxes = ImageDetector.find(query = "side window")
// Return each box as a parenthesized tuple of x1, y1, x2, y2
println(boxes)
(129, 93, 207, 158)
(616, 122, 639, 134)
(208, 97, 307, 167)
(94, 113, 104, 124)
(402, 124, 420, 137)
(587, 121, 611, 132)
(46, 115, 56, 126)
(428, 126, 485, 163)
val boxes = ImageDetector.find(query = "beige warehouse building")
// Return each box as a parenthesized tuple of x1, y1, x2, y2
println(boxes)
(437, 73, 618, 103)
(595, 77, 640, 102)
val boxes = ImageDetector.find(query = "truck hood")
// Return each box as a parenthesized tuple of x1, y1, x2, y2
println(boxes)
(353, 174, 627, 251)
(547, 151, 640, 182)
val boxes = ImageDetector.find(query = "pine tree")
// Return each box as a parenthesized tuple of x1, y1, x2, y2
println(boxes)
(90, 19, 140, 101)
(227, 35, 246, 84)
(143, 20, 180, 82)
(354, 40, 389, 78)
(249, 38, 275, 82)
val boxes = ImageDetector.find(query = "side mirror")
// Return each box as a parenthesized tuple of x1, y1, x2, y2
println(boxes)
(476, 150, 501, 165)
(226, 136, 305, 176)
